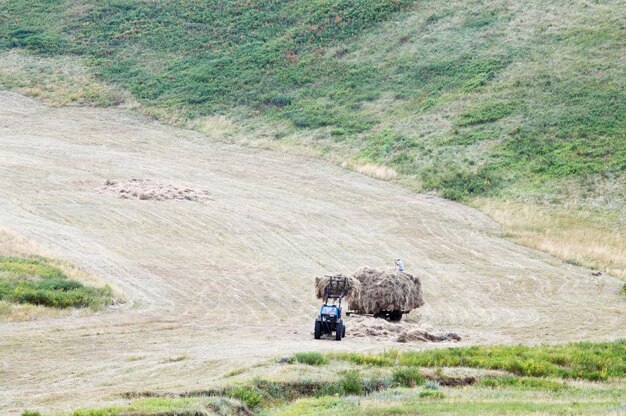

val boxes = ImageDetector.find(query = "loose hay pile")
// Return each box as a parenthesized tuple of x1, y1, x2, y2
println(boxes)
(102, 179, 211, 202)
(315, 274, 361, 303)
(348, 316, 460, 343)
(349, 267, 425, 314)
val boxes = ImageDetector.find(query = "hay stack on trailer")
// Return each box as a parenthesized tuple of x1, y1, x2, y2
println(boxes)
(348, 267, 424, 317)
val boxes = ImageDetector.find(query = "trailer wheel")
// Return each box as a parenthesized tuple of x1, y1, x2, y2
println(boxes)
(335, 323, 343, 341)
(314, 321, 321, 339)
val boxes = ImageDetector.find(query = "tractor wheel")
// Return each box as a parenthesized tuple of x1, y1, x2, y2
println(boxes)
(314, 321, 321, 339)
(389, 311, 403, 322)
(342, 325, 346, 338)
(335, 323, 343, 341)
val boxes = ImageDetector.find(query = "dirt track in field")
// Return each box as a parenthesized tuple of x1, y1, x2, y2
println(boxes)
(0, 91, 624, 414)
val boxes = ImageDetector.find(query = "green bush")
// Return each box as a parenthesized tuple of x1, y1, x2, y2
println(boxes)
(392, 367, 424, 388)
(421, 164, 497, 201)
(293, 352, 328, 366)
(339, 370, 363, 395)
(8, 28, 68, 55)
(316, 382, 342, 397)
(229, 385, 263, 408)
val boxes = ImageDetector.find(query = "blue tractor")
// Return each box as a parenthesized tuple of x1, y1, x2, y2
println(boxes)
(314, 275, 347, 341)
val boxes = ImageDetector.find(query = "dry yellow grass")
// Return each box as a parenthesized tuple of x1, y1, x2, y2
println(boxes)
(189, 115, 240, 139)
(0, 50, 134, 108)
(0, 300, 71, 323)
(0, 227, 42, 256)
(0, 228, 112, 288)
(342, 161, 398, 181)
(477, 200, 626, 280)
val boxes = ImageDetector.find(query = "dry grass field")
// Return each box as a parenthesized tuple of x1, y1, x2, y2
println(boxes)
(0, 91, 624, 414)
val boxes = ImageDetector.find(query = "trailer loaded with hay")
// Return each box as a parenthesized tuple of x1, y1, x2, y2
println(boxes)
(347, 266, 425, 321)
(313, 266, 425, 341)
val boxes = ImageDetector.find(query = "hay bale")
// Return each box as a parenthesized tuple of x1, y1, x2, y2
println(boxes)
(315, 274, 360, 303)
(348, 266, 424, 314)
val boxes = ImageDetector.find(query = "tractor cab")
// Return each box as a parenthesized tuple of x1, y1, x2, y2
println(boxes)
(320, 304, 341, 322)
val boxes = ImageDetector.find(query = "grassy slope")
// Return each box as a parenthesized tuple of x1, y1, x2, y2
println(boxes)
(24, 341, 626, 416)
(0, 0, 624, 276)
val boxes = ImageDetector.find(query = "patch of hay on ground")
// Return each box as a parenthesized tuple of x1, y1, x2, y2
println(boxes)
(102, 179, 211, 202)
(346, 316, 460, 343)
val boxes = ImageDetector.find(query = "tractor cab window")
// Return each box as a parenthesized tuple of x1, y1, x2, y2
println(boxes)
(321, 305, 338, 316)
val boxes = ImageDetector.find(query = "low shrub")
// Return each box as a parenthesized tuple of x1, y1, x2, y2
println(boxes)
(339, 370, 363, 395)
(229, 385, 263, 408)
(424, 380, 440, 390)
(392, 367, 424, 388)
(421, 164, 497, 201)
(293, 352, 328, 366)
(419, 390, 445, 399)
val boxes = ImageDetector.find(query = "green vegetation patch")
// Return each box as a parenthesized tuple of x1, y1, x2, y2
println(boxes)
(456, 102, 516, 127)
(0, 256, 112, 309)
(328, 351, 394, 367)
(292, 352, 328, 366)
(392, 366, 425, 388)
(325, 340, 626, 381)
(478, 376, 566, 392)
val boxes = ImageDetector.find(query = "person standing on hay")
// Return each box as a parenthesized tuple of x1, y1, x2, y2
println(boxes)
(395, 258, 404, 272)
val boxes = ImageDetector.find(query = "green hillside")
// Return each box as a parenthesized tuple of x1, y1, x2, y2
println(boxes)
(1, 0, 624, 275)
